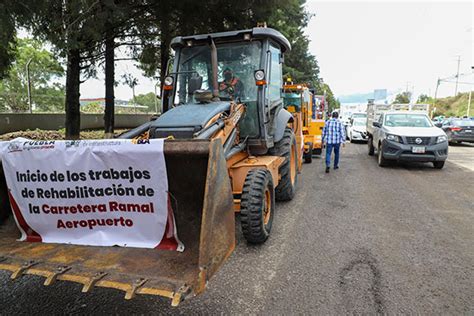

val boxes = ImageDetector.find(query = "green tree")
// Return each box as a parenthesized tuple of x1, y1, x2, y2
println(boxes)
(134, 92, 159, 112)
(22, 0, 106, 138)
(393, 91, 411, 104)
(268, 0, 320, 84)
(417, 94, 432, 103)
(0, 38, 64, 112)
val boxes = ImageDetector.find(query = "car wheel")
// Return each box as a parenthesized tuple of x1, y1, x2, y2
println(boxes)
(377, 143, 387, 167)
(433, 161, 445, 169)
(368, 137, 375, 156)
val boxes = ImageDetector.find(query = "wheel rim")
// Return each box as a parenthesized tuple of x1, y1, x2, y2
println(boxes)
(263, 188, 271, 225)
(290, 143, 296, 184)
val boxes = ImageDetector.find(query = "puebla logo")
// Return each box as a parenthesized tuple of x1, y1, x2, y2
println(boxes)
(7, 141, 22, 153)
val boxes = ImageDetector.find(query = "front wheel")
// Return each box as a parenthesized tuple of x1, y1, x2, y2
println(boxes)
(377, 143, 388, 167)
(240, 169, 275, 244)
(0, 168, 11, 224)
(433, 161, 445, 169)
(304, 142, 313, 163)
(368, 137, 375, 156)
(269, 127, 298, 201)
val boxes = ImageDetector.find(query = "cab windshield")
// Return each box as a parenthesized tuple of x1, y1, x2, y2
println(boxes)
(175, 41, 262, 104)
(353, 119, 366, 126)
(384, 114, 432, 127)
(352, 113, 367, 119)
(283, 93, 301, 108)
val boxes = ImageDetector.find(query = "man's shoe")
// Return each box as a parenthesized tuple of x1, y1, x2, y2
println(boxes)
(334, 166, 339, 170)
(325, 167, 330, 173)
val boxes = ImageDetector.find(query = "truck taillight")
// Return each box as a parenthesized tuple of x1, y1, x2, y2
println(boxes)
(450, 127, 462, 132)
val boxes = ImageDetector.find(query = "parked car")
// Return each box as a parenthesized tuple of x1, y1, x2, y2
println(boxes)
(347, 118, 368, 142)
(438, 118, 474, 144)
(344, 112, 367, 139)
(367, 110, 448, 169)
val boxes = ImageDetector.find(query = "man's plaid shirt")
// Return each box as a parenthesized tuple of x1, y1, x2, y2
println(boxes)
(322, 118, 346, 144)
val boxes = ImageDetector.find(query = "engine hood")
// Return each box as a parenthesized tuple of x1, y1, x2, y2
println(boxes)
(352, 126, 367, 133)
(151, 102, 231, 130)
(384, 126, 446, 137)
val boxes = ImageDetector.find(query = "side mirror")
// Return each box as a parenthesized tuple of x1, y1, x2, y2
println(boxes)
(373, 121, 381, 128)
(434, 122, 442, 128)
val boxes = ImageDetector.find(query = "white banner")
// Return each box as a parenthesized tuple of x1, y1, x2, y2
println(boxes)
(1, 138, 183, 251)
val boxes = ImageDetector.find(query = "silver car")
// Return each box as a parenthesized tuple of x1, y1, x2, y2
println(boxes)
(367, 111, 448, 169)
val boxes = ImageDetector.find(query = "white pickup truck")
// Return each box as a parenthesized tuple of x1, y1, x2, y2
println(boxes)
(366, 103, 448, 169)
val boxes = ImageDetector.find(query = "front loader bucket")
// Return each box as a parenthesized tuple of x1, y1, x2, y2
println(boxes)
(0, 139, 235, 306)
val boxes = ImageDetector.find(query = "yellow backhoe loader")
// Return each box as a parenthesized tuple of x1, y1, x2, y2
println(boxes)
(0, 27, 298, 306)
(283, 82, 325, 163)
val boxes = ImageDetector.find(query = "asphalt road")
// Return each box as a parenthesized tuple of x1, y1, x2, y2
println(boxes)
(1, 142, 473, 314)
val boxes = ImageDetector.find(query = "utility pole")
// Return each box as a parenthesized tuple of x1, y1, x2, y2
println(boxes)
(432, 78, 440, 118)
(454, 55, 461, 96)
(468, 89, 472, 117)
(26, 57, 33, 113)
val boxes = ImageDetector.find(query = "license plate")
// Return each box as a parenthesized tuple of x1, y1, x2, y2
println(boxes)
(464, 129, 472, 133)
(412, 146, 425, 153)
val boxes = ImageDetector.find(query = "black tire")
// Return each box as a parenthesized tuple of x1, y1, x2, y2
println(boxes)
(313, 148, 322, 156)
(433, 161, 445, 169)
(240, 169, 275, 244)
(377, 143, 388, 167)
(269, 127, 298, 201)
(368, 137, 375, 156)
(0, 168, 11, 224)
(304, 142, 313, 163)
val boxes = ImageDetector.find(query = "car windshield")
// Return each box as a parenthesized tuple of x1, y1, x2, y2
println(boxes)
(353, 119, 366, 126)
(384, 114, 432, 127)
(452, 120, 474, 127)
(352, 113, 366, 119)
(174, 41, 261, 104)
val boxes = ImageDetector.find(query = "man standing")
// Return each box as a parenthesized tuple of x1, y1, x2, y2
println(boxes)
(322, 111, 346, 173)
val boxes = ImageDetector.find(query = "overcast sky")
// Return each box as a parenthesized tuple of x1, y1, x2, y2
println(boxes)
(80, 1, 473, 100)
(306, 0, 473, 99)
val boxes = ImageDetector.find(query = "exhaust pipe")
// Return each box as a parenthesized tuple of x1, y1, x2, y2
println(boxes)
(209, 37, 220, 101)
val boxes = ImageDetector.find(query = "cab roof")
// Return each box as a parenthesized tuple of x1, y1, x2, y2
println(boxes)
(171, 27, 291, 53)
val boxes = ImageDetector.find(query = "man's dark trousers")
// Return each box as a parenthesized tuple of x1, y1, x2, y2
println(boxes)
(325, 143, 340, 168)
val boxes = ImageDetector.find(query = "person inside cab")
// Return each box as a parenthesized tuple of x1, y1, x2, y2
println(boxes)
(219, 68, 244, 99)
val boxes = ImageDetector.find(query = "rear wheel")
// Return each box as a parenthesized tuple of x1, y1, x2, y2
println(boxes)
(368, 137, 375, 156)
(377, 143, 387, 167)
(304, 142, 313, 163)
(240, 169, 275, 244)
(269, 127, 298, 201)
(433, 161, 445, 169)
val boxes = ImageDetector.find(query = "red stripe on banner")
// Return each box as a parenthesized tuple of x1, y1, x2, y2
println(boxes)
(155, 195, 181, 251)
(8, 191, 42, 242)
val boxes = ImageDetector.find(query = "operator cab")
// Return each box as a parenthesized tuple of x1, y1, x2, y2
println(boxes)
(149, 27, 291, 154)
